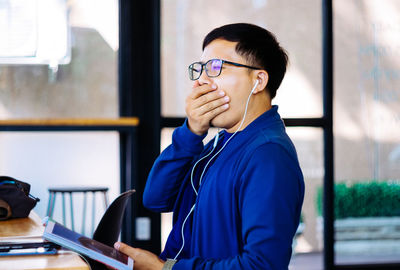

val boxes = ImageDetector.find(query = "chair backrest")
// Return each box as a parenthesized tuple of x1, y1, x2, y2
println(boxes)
(46, 186, 109, 235)
(92, 189, 135, 247)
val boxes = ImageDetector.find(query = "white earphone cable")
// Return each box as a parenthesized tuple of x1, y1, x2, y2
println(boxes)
(199, 81, 257, 187)
(173, 80, 259, 260)
(190, 139, 218, 196)
(173, 204, 196, 260)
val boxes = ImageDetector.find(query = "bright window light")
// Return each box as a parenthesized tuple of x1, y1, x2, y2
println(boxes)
(0, 0, 70, 66)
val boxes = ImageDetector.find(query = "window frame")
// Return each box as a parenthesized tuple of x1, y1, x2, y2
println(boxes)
(118, 0, 400, 268)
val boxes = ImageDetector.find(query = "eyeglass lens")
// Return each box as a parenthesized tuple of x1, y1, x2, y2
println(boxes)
(189, 63, 202, 80)
(189, 59, 223, 80)
(206, 59, 222, 77)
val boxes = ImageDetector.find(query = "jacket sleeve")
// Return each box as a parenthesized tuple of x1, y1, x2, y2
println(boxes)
(143, 120, 207, 212)
(172, 143, 305, 269)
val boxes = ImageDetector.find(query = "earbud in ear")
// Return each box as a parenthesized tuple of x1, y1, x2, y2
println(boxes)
(251, 80, 259, 94)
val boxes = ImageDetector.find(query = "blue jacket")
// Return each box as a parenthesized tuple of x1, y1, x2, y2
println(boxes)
(143, 106, 305, 269)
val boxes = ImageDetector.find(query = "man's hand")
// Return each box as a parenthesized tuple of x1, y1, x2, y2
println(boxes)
(114, 242, 165, 270)
(185, 81, 230, 135)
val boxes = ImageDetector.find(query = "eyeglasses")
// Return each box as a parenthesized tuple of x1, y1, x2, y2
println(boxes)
(188, 58, 261, 81)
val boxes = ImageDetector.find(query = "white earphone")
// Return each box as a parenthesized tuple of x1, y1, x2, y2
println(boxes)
(251, 79, 260, 94)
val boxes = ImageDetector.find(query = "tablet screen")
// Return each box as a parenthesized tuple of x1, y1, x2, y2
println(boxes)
(53, 223, 128, 263)
(44, 220, 133, 269)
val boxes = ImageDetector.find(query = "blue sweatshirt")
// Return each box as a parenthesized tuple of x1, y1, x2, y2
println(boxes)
(143, 106, 305, 269)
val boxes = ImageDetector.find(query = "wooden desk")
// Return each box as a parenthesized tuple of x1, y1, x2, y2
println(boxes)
(0, 212, 89, 270)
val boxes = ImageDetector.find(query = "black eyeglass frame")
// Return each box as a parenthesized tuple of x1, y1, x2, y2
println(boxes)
(188, 59, 262, 81)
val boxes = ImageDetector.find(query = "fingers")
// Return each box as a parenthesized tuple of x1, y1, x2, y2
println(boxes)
(191, 95, 230, 121)
(114, 242, 165, 270)
(191, 89, 228, 110)
(201, 101, 229, 120)
(189, 83, 218, 99)
(114, 242, 138, 258)
(185, 83, 230, 135)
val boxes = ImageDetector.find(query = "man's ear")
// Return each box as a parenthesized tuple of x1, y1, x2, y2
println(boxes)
(252, 71, 269, 94)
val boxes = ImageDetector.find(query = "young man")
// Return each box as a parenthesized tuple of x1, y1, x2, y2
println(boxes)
(115, 23, 305, 270)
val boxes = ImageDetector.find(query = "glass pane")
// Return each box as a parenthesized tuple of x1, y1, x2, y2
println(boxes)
(0, 0, 119, 118)
(287, 127, 323, 270)
(161, 0, 322, 118)
(161, 127, 324, 269)
(0, 132, 120, 236)
(334, 0, 400, 265)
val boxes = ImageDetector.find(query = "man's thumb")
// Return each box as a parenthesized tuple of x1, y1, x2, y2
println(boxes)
(114, 242, 126, 251)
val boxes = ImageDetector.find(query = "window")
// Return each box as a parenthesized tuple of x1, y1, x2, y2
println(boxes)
(160, 0, 324, 264)
(161, 0, 322, 118)
(334, 0, 400, 265)
(0, 0, 120, 235)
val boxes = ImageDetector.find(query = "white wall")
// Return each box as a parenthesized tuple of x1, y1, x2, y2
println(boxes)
(0, 132, 120, 235)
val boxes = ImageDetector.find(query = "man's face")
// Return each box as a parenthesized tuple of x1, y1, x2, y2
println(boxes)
(197, 39, 256, 132)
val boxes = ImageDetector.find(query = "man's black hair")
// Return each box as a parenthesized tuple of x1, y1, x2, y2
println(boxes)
(202, 23, 288, 99)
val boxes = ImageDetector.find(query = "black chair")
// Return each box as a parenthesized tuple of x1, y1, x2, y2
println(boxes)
(88, 189, 136, 270)
(93, 189, 135, 245)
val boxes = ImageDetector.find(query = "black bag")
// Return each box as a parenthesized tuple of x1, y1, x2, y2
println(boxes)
(0, 176, 40, 220)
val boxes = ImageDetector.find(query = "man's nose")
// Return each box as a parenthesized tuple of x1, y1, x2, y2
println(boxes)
(197, 67, 213, 86)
